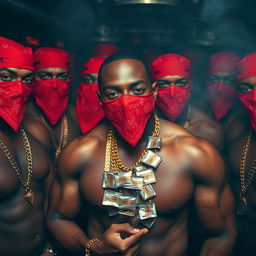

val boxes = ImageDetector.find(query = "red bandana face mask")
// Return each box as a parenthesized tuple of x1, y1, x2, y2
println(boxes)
(102, 94, 155, 147)
(76, 82, 105, 134)
(32, 79, 69, 125)
(208, 83, 236, 120)
(237, 89, 256, 131)
(0, 81, 27, 132)
(156, 85, 192, 121)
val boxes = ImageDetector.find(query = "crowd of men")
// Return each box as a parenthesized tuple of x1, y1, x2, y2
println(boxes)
(0, 35, 256, 256)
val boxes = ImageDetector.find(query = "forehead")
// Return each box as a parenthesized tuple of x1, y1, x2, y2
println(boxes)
(101, 59, 149, 84)
(239, 75, 256, 84)
(0, 67, 33, 76)
(157, 75, 189, 82)
(208, 72, 234, 77)
(35, 67, 68, 73)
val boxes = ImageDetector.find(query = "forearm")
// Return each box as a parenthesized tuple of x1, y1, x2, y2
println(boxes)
(47, 218, 89, 255)
(199, 205, 237, 256)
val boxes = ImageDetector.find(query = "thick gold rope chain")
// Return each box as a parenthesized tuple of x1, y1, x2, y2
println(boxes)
(105, 114, 160, 173)
(0, 127, 33, 193)
(55, 114, 68, 160)
(239, 132, 256, 198)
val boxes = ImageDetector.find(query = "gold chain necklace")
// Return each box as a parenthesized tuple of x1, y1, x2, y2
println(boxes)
(183, 105, 191, 129)
(0, 128, 34, 205)
(55, 114, 68, 160)
(237, 131, 256, 215)
(40, 113, 68, 160)
(107, 114, 160, 173)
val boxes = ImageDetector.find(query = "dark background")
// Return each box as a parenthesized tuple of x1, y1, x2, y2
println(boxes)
(1, 0, 255, 104)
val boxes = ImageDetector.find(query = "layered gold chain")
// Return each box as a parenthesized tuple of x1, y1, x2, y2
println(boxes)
(0, 128, 33, 194)
(239, 132, 256, 198)
(55, 114, 68, 160)
(105, 114, 160, 173)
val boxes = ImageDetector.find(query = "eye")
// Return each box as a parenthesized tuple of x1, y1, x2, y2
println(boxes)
(237, 84, 252, 94)
(0, 72, 14, 82)
(156, 81, 169, 88)
(57, 73, 69, 81)
(37, 72, 51, 80)
(176, 80, 189, 87)
(82, 75, 95, 84)
(106, 90, 120, 99)
(132, 87, 146, 95)
(207, 76, 219, 84)
(22, 75, 34, 85)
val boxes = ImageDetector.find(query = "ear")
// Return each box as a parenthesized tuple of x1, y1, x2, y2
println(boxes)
(152, 81, 158, 101)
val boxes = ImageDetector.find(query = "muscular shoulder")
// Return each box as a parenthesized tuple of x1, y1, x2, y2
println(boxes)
(160, 120, 225, 185)
(58, 123, 108, 178)
(179, 136, 225, 185)
(189, 106, 224, 151)
(23, 116, 52, 150)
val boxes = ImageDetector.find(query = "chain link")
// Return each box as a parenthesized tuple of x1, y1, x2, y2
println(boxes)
(55, 114, 68, 160)
(239, 132, 256, 202)
(0, 127, 33, 192)
(105, 114, 160, 173)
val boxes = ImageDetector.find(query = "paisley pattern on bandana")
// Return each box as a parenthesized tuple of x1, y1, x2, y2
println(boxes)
(102, 94, 155, 146)
(32, 79, 69, 125)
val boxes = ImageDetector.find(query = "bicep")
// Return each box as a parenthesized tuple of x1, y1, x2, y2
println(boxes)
(193, 141, 227, 231)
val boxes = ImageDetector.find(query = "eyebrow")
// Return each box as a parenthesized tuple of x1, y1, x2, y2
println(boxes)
(156, 79, 171, 84)
(238, 82, 253, 87)
(0, 68, 16, 75)
(37, 71, 51, 76)
(130, 80, 148, 87)
(103, 80, 147, 92)
(23, 73, 34, 78)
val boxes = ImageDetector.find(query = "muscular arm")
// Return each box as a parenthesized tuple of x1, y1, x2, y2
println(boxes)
(47, 137, 147, 255)
(192, 139, 236, 256)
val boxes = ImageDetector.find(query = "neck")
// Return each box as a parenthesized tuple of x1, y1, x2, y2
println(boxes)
(176, 103, 189, 126)
(156, 103, 189, 125)
(29, 98, 63, 128)
(0, 118, 20, 138)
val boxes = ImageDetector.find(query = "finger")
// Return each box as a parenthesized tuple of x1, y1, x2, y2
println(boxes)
(111, 223, 142, 235)
(123, 228, 148, 248)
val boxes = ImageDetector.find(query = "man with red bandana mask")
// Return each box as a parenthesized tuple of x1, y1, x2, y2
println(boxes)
(225, 52, 256, 255)
(0, 37, 55, 256)
(207, 52, 242, 129)
(47, 52, 236, 256)
(26, 47, 80, 160)
(151, 53, 224, 152)
(76, 56, 106, 134)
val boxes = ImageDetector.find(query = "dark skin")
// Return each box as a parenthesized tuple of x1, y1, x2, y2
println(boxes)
(227, 75, 256, 255)
(25, 67, 81, 157)
(155, 75, 225, 153)
(0, 68, 54, 256)
(47, 59, 236, 256)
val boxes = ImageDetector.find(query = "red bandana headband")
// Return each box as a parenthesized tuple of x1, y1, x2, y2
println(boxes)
(236, 52, 256, 80)
(82, 56, 106, 75)
(0, 36, 33, 71)
(151, 53, 191, 81)
(208, 51, 240, 74)
(34, 47, 70, 70)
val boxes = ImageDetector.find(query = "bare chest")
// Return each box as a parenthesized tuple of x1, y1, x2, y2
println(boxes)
(80, 150, 194, 216)
(0, 135, 50, 199)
